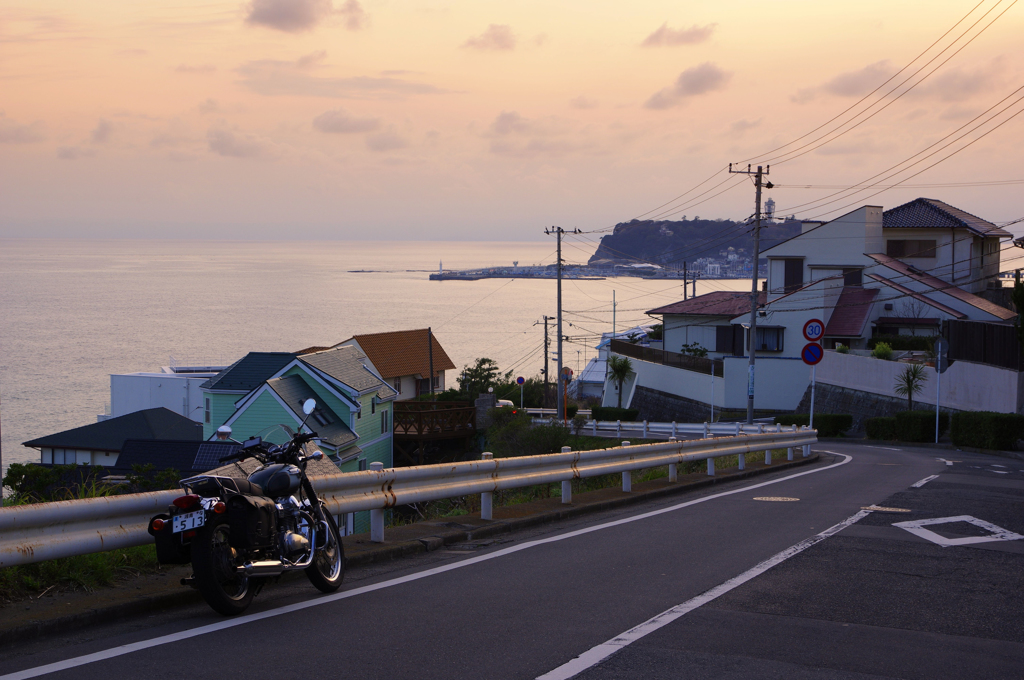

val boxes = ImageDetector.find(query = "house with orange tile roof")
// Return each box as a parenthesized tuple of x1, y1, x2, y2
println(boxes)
(334, 328, 457, 401)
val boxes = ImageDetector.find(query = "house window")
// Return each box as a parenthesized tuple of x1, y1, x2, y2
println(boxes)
(432, 375, 440, 390)
(753, 327, 784, 352)
(716, 325, 745, 356)
(887, 240, 937, 259)
(784, 259, 803, 293)
(358, 458, 367, 471)
(843, 268, 862, 286)
(356, 408, 361, 420)
(381, 409, 388, 434)
(418, 378, 431, 394)
(204, 398, 211, 424)
(393, 378, 402, 393)
(371, 399, 376, 415)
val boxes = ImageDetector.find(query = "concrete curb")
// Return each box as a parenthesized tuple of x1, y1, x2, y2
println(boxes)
(0, 453, 820, 646)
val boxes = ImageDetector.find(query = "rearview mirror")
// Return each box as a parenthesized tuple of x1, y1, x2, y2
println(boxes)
(302, 398, 316, 415)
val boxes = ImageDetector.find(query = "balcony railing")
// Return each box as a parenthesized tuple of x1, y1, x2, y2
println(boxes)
(610, 339, 724, 377)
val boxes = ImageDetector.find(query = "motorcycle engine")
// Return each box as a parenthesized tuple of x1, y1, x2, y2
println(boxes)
(276, 496, 311, 558)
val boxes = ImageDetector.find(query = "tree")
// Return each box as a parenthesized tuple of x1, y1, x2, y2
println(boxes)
(458, 358, 512, 401)
(607, 355, 633, 409)
(894, 364, 927, 410)
(1012, 274, 1024, 349)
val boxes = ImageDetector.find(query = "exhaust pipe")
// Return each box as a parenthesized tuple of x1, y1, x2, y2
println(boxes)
(239, 560, 286, 577)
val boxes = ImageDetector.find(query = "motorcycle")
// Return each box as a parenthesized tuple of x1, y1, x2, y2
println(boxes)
(148, 398, 344, 615)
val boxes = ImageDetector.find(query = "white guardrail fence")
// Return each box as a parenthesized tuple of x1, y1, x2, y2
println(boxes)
(0, 427, 816, 568)
(531, 417, 786, 439)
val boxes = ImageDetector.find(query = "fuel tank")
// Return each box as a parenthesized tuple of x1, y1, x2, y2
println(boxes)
(248, 463, 302, 498)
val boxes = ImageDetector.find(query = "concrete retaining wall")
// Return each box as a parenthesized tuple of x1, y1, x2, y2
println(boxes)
(631, 386, 717, 424)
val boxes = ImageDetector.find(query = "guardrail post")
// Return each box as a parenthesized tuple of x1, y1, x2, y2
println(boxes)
(667, 436, 678, 482)
(765, 448, 772, 465)
(560, 447, 572, 504)
(802, 426, 810, 457)
(703, 422, 709, 439)
(481, 452, 494, 519)
(735, 422, 741, 436)
(707, 457, 715, 476)
(620, 441, 631, 491)
(788, 425, 795, 460)
(616, 420, 621, 436)
(643, 420, 648, 438)
(592, 420, 597, 436)
(758, 423, 764, 434)
(738, 452, 745, 470)
(369, 462, 385, 542)
(672, 421, 677, 438)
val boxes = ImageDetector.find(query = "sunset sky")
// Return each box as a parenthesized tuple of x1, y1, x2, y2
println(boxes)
(1, 0, 1021, 240)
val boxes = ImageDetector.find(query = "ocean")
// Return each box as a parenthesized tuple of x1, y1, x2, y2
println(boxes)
(0, 239, 747, 472)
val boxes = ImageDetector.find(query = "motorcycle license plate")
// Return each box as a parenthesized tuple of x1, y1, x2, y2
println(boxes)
(172, 510, 205, 533)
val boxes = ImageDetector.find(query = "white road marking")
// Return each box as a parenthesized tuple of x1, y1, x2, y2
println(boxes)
(536, 509, 872, 680)
(990, 470, 1009, 474)
(865, 445, 901, 451)
(937, 458, 954, 466)
(991, 464, 1007, 468)
(893, 515, 1024, 547)
(0, 454, 854, 680)
(911, 475, 939, 488)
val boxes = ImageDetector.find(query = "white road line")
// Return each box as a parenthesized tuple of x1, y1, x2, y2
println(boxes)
(536, 509, 872, 680)
(864, 445, 902, 451)
(937, 458, 954, 466)
(911, 475, 939, 488)
(0, 453, 853, 680)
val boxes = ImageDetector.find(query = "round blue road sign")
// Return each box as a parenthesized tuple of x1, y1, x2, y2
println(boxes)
(516, 376, 525, 385)
(802, 342, 824, 366)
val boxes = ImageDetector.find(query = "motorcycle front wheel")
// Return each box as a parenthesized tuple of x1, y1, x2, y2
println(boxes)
(192, 515, 254, 616)
(306, 508, 344, 593)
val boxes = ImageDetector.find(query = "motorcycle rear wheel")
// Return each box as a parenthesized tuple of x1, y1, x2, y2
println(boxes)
(192, 515, 254, 616)
(306, 508, 344, 593)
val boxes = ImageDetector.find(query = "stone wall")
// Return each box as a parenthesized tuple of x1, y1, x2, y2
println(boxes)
(630, 386, 715, 424)
(475, 393, 497, 429)
(793, 383, 960, 432)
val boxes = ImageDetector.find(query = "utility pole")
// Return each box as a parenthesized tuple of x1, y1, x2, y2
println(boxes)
(427, 327, 435, 396)
(534, 316, 553, 406)
(729, 163, 772, 424)
(545, 226, 580, 420)
(683, 262, 688, 300)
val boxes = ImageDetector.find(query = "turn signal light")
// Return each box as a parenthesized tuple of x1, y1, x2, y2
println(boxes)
(151, 518, 165, 531)
(213, 501, 226, 514)
(172, 494, 200, 510)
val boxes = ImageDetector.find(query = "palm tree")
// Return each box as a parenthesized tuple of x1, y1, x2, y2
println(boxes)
(607, 355, 633, 409)
(894, 364, 927, 410)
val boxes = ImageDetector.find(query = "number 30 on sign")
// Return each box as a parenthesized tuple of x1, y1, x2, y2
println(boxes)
(803, 318, 825, 342)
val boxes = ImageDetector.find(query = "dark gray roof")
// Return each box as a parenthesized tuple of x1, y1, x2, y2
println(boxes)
(23, 408, 203, 452)
(299, 345, 389, 396)
(201, 352, 296, 391)
(883, 198, 1011, 238)
(114, 439, 239, 476)
(265, 375, 358, 449)
(204, 446, 346, 480)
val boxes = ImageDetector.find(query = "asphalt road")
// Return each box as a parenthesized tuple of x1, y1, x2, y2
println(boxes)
(2, 443, 1021, 679)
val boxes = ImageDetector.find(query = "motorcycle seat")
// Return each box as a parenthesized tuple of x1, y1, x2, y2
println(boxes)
(230, 478, 264, 496)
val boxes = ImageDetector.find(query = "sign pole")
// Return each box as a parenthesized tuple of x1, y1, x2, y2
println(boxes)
(521, 383, 524, 410)
(935, 365, 941, 444)
(809, 364, 816, 431)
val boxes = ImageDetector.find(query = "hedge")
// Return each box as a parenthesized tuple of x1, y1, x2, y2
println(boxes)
(951, 411, 1024, 450)
(592, 406, 641, 422)
(895, 410, 949, 443)
(867, 335, 938, 351)
(864, 417, 896, 441)
(774, 414, 853, 437)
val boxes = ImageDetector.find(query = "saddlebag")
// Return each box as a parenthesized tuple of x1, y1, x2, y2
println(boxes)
(226, 494, 278, 550)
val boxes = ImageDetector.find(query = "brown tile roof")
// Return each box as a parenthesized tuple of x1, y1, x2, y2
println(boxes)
(867, 254, 1015, 320)
(865, 273, 966, 319)
(647, 291, 766, 317)
(823, 287, 878, 337)
(294, 346, 332, 356)
(337, 329, 456, 379)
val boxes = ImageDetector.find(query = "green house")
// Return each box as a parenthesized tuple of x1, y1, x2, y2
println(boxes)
(200, 346, 397, 534)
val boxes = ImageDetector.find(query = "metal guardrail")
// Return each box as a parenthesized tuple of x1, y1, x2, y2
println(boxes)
(0, 429, 816, 567)
(531, 418, 784, 439)
(524, 408, 592, 417)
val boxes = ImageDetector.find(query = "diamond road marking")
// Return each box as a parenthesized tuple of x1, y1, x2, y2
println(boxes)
(893, 515, 1024, 547)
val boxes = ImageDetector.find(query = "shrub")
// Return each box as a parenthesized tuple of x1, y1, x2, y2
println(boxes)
(872, 342, 893, 360)
(835, 344, 849, 354)
(774, 413, 853, 437)
(868, 335, 938, 351)
(894, 410, 948, 443)
(865, 416, 896, 440)
(592, 406, 641, 422)
(565, 405, 579, 420)
(950, 411, 1024, 450)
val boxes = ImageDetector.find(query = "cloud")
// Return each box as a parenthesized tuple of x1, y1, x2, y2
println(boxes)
(916, 57, 1008, 102)
(569, 96, 598, 110)
(462, 24, 516, 51)
(245, 0, 333, 33)
(197, 98, 219, 114)
(91, 119, 112, 144)
(0, 115, 45, 143)
(237, 55, 445, 99)
(484, 111, 586, 157)
(644, 62, 732, 109)
(642, 23, 716, 47)
(313, 108, 380, 133)
(207, 127, 265, 158)
(792, 60, 896, 103)
(57, 146, 95, 159)
(729, 118, 761, 135)
(338, 0, 367, 30)
(366, 130, 408, 151)
(176, 64, 216, 74)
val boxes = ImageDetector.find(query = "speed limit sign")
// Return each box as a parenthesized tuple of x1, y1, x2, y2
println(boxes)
(803, 318, 825, 342)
